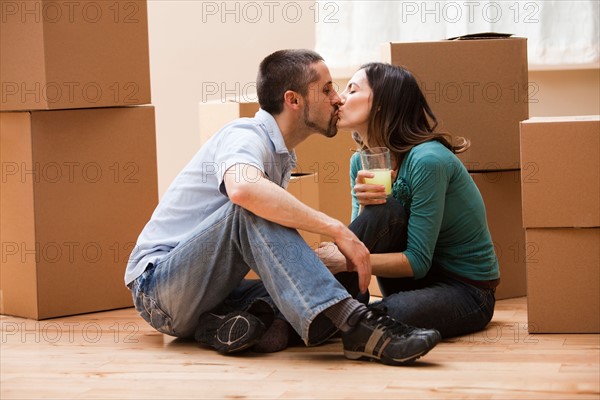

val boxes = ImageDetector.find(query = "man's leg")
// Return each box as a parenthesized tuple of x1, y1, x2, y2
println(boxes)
(135, 201, 442, 365)
(137, 202, 351, 341)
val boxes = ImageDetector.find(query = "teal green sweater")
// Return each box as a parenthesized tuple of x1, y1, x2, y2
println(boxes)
(350, 141, 499, 281)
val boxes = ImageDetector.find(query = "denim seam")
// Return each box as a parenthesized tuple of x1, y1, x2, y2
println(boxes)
(244, 209, 350, 341)
(444, 283, 494, 326)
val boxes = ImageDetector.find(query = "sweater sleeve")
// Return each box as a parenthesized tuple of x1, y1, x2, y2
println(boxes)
(349, 152, 361, 221)
(403, 152, 449, 279)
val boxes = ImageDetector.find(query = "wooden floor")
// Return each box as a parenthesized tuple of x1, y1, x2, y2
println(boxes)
(1, 297, 599, 399)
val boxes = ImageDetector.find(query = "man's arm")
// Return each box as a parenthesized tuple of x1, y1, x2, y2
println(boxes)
(224, 163, 372, 293)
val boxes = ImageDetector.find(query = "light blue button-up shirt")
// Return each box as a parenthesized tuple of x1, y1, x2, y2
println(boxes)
(125, 109, 296, 285)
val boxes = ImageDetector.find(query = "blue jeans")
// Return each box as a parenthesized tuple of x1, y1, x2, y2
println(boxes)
(129, 202, 350, 344)
(349, 198, 496, 338)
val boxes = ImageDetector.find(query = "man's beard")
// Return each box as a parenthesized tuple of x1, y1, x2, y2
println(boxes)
(303, 103, 338, 138)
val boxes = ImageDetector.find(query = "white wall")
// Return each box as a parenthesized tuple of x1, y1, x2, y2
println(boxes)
(147, 1, 315, 195)
(148, 2, 599, 195)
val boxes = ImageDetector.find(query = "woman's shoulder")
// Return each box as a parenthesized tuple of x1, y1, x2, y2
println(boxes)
(408, 140, 455, 164)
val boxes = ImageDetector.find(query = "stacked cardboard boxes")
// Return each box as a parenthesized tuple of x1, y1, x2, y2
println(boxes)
(383, 34, 529, 299)
(520, 116, 599, 333)
(0, 0, 157, 319)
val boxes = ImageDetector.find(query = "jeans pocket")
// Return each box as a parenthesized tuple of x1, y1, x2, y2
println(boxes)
(140, 292, 174, 335)
(131, 270, 174, 336)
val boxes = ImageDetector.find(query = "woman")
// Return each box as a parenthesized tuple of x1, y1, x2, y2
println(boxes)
(318, 63, 499, 338)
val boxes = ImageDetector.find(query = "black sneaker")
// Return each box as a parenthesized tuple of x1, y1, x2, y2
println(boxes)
(342, 305, 441, 366)
(195, 311, 266, 354)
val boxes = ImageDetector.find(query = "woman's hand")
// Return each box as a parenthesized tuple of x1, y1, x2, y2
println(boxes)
(354, 170, 395, 207)
(315, 242, 348, 276)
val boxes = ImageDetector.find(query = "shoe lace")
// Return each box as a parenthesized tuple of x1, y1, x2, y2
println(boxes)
(366, 305, 416, 337)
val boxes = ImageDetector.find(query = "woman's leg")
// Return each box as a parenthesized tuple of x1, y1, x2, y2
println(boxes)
(374, 275, 496, 338)
(349, 200, 495, 338)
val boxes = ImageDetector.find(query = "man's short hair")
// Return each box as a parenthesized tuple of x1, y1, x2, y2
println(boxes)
(257, 49, 324, 115)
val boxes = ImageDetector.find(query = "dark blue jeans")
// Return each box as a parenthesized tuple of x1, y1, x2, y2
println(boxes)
(349, 197, 496, 338)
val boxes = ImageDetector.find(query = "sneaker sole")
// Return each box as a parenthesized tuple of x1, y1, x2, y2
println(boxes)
(196, 312, 265, 354)
(344, 345, 434, 366)
(344, 331, 441, 366)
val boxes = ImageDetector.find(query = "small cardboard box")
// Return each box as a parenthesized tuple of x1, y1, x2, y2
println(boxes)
(198, 100, 358, 229)
(0, 106, 158, 319)
(286, 173, 321, 248)
(0, 0, 151, 110)
(293, 131, 358, 231)
(471, 170, 526, 300)
(383, 34, 529, 171)
(245, 172, 320, 280)
(526, 228, 599, 333)
(520, 116, 600, 228)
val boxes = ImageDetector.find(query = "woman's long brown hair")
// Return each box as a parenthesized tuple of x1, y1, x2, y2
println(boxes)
(356, 62, 469, 166)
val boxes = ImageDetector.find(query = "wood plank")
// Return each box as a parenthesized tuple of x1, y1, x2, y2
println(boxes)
(1, 297, 598, 399)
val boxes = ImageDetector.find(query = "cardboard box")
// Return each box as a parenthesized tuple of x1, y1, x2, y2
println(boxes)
(520, 116, 600, 228)
(199, 101, 260, 146)
(471, 170, 526, 300)
(286, 173, 321, 248)
(526, 228, 599, 333)
(383, 35, 529, 171)
(294, 131, 358, 231)
(245, 172, 320, 280)
(198, 100, 358, 229)
(1, 0, 151, 110)
(0, 106, 158, 319)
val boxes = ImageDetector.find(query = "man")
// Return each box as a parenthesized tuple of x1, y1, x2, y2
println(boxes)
(125, 49, 441, 366)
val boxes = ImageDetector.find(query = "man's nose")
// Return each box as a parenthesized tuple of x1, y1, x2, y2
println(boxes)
(331, 91, 341, 105)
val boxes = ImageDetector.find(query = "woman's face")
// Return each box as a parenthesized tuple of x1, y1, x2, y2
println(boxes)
(337, 69, 372, 138)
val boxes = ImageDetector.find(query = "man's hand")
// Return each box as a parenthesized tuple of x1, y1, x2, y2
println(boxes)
(331, 227, 371, 293)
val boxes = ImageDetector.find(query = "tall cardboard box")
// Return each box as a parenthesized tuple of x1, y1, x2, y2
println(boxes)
(383, 35, 529, 171)
(0, 106, 158, 319)
(471, 171, 526, 300)
(520, 116, 600, 333)
(0, 0, 151, 110)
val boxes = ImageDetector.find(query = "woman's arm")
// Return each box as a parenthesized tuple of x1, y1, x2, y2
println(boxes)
(316, 245, 414, 278)
(370, 253, 414, 278)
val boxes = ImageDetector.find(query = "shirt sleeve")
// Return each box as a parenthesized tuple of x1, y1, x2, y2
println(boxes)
(403, 152, 449, 279)
(350, 152, 361, 221)
(214, 125, 270, 197)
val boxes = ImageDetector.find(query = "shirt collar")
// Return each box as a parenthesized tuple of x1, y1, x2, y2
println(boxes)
(255, 108, 297, 164)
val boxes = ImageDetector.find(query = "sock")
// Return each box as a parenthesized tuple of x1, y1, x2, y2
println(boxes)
(252, 318, 290, 353)
(323, 298, 367, 333)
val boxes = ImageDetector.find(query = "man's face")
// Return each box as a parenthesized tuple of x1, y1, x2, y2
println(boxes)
(302, 61, 341, 138)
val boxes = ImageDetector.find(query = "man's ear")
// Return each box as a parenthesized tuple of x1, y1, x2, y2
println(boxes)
(284, 90, 301, 109)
